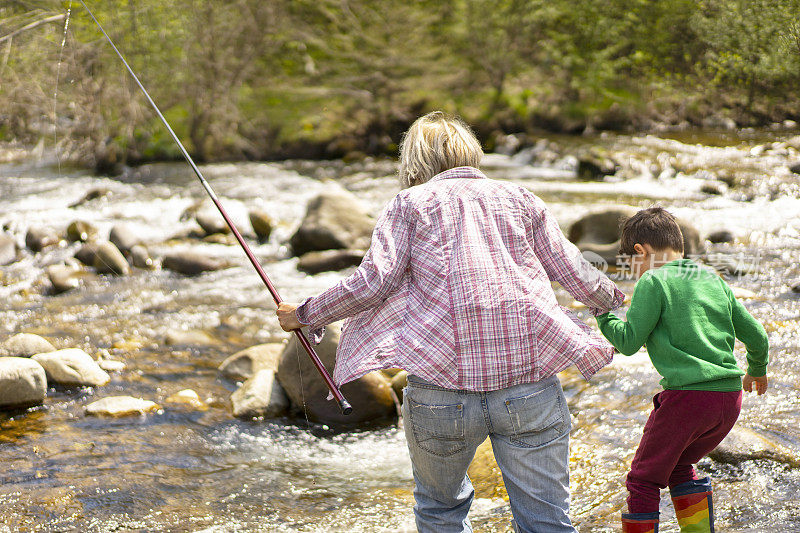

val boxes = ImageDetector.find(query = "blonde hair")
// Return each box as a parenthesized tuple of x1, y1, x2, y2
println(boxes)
(398, 111, 483, 188)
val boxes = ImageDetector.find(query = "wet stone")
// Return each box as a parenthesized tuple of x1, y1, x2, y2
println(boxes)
(0, 233, 17, 265)
(391, 370, 407, 404)
(130, 245, 154, 269)
(708, 230, 735, 244)
(93, 241, 130, 276)
(25, 226, 59, 252)
(74, 242, 100, 267)
(289, 190, 375, 256)
(69, 187, 112, 208)
(66, 220, 98, 243)
(249, 210, 274, 241)
(165, 329, 216, 346)
(196, 210, 230, 236)
(231, 369, 289, 419)
(219, 343, 284, 382)
(0, 357, 47, 409)
(162, 252, 229, 276)
(32, 349, 111, 387)
(165, 389, 207, 411)
(109, 224, 140, 256)
(709, 426, 799, 467)
(85, 396, 160, 417)
(0, 333, 56, 357)
(297, 249, 365, 274)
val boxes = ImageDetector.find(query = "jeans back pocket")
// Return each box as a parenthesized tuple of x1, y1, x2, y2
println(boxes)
(504, 382, 568, 448)
(407, 397, 466, 457)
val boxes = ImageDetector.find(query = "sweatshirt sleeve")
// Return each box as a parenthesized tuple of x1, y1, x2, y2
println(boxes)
(595, 273, 663, 356)
(727, 288, 769, 377)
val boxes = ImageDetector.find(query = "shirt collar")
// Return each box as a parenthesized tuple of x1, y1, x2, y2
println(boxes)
(429, 166, 487, 182)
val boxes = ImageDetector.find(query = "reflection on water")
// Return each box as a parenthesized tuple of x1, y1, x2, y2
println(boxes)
(1, 129, 799, 531)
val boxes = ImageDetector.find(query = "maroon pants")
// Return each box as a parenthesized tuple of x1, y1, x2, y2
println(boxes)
(626, 389, 742, 513)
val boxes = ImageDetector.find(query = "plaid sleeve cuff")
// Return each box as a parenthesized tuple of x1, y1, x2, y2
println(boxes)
(296, 297, 325, 344)
(588, 285, 625, 317)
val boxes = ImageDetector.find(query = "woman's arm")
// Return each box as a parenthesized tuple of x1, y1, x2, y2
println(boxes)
(286, 194, 412, 331)
(530, 195, 625, 315)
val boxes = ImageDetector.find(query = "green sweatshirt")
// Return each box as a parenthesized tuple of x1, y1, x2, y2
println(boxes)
(596, 259, 769, 391)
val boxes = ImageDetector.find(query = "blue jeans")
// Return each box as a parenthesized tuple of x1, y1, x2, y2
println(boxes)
(402, 374, 575, 533)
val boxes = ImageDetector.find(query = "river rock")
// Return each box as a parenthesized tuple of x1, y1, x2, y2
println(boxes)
(46, 264, 83, 294)
(74, 242, 100, 266)
(32, 349, 111, 387)
(297, 249, 364, 274)
(568, 207, 703, 265)
(391, 370, 407, 403)
(0, 233, 17, 265)
(202, 233, 237, 246)
(705, 253, 758, 276)
(709, 426, 799, 466)
(165, 329, 216, 346)
(289, 191, 374, 256)
(789, 162, 800, 175)
(92, 241, 130, 276)
(162, 252, 229, 276)
(0, 357, 47, 409)
(792, 280, 800, 294)
(165, 389, 207, 410)
(130, 245, 155, 269)
(219, 343, 284, 381)
(85, 396, 160, 417)
(109, 225, 140, 256)
(249, 210, 274, 241)
(231, 369, 290, 419)
(69, 187, 112, 208)
(25, 227, 59, 252)
(577, 156, 617, 181)
(276, 323, 397, 425)
(196, 210, 230, 236)
(707, 230, 735, 244)
(0, 333, 56, 357)
(66, 220, 98, 243)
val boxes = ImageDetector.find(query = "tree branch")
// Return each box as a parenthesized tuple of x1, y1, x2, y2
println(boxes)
(0, 13, 66, 45)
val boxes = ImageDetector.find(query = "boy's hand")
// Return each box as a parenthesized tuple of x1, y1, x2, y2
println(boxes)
(743, 373, 768, 395)
(277, 302, 303, 331)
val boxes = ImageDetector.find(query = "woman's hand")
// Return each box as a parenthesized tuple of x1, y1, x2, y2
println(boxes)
(276, 302, 303, 332)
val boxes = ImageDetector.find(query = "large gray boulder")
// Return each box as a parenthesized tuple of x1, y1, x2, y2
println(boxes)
(32, 349, 111, 387)
(93, 241, 130, 276)
(0, 233, 17, 265)
(0, 333, 56, 357)
(289, 191, 374, 256)
(231, 369, 290, 419)
(0, 357, 47, 408)
(567, 207, 703, 265)
(276, 323, 398, 426)
(85, 396, 160, 417)
(25, 227, 59, 252)
(162, 252, 229, 276)
(109, 225, 140, 256)
(219, 343, 284, 381)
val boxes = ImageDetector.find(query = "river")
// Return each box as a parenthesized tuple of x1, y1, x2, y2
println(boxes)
(0, 129, 799, 531)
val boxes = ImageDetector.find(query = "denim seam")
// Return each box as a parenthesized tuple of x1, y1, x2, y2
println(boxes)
(407, 398, 467, 458)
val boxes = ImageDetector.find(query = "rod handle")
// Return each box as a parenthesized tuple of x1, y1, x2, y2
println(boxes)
(338, 398, 353, 415)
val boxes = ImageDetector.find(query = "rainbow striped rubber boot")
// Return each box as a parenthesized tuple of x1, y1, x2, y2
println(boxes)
(621, 512, 659, 533)
(670, 477, 714, 532)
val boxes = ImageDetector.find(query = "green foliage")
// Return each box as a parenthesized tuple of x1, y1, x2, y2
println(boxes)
(1, 0, 799, 166)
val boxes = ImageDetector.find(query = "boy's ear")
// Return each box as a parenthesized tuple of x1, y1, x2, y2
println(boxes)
(633, 243, 647, 255)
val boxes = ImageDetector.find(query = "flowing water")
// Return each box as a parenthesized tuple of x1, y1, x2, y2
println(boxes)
(0, 129, 799, 532)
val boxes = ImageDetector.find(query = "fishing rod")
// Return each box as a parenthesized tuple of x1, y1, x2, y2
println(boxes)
(76, 0, 352, 415)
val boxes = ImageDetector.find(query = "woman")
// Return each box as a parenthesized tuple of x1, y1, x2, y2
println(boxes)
(277, 111, 624, 533)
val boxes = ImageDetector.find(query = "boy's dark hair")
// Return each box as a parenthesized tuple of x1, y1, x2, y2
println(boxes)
(619, 207, 684, 256)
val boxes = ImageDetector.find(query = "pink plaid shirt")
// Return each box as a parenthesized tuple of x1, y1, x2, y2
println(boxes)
(297, 166, 624, 390)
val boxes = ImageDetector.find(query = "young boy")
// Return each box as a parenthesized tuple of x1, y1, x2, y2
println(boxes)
(595, 207, 769, 533)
